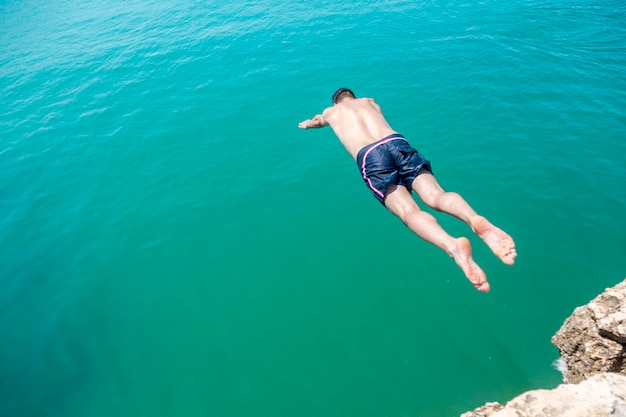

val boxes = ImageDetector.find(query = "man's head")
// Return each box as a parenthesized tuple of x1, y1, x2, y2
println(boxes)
(332, 88, 355, 104)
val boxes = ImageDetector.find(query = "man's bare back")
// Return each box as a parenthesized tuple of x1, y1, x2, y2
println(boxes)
(298, 97, 396, 158)
(299, 88, 517, 292)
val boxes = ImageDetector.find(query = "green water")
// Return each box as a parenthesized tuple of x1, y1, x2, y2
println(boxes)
(1, 1, 625, 416)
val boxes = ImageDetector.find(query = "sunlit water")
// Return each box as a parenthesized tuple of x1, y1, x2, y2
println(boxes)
(1, 1, 625, 416)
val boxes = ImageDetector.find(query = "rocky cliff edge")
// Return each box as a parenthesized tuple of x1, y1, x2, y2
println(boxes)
(461, 279, 626, 417)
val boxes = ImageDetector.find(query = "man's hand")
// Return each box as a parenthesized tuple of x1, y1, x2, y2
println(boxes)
(298, 114, 327, 129)
(298, 119, 313, 129)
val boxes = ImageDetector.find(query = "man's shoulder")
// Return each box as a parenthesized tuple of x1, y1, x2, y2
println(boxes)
(356, 97, 378, 107)
(321, 106, 335, 117)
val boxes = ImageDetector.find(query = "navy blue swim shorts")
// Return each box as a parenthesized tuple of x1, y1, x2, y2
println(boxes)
(356, 133, 432, 205)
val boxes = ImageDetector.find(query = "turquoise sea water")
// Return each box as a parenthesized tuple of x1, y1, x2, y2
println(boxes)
(1, 1, 625, 416)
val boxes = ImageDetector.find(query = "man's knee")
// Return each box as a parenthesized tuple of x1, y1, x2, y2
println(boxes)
(384, 192, 419, 219)
(389, 201, 421, 224)
(425, 190, 460, 209)
(441, 191, 463, 204)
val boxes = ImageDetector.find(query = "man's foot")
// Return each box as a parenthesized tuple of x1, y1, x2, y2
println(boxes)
(470, 215, 517, 265)
(451, 237, 490, 293)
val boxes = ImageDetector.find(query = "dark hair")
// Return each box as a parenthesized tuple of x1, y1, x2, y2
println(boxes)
(332, 88, 355, 104)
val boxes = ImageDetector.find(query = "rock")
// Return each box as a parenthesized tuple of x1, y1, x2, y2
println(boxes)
(551, 279, 626, 383)
(460, 402, 504, 417)
(461, 279, 626, 417)
(462, 373, 626, 417)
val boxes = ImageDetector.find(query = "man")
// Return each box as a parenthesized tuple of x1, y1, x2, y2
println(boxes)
(298, 88, 516, 292)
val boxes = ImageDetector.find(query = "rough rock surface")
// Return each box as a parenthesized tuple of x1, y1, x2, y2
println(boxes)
(461, 373, 626, 417)
(551, 279, 626, 383)
(461, 279, 626, 417)
(460, 402, 504, 416)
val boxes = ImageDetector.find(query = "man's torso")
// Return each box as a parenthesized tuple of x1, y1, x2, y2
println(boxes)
(323, 97, 397, 158)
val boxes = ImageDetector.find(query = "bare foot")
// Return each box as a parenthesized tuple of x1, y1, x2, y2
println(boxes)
(470, 215, 517, 265)
(451, 237, 490, 293)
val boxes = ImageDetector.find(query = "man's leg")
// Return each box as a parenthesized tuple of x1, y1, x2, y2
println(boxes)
(411, 172, 517, 265)
(383, 183, 490, 292)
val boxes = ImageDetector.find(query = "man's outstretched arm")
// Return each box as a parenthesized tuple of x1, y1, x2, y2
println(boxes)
(298, 113, 328, 129)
